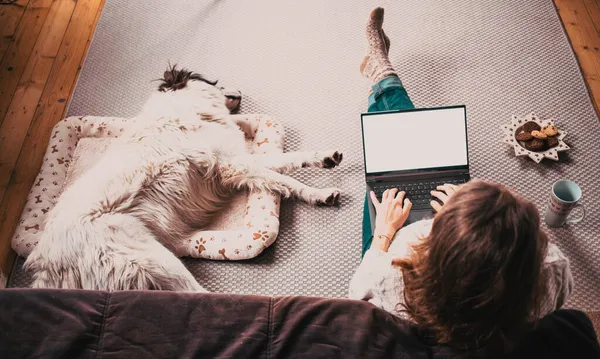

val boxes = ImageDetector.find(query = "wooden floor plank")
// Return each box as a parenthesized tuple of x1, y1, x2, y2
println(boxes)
(556, 0, 600, 70)
(0, 0, 76, 207)
(0, 0, 30, 63)
(0, 0, 104, 279)
(582, 0, 600, 36)
(0, 0, 53, 129)
(555, 0, 600, 115)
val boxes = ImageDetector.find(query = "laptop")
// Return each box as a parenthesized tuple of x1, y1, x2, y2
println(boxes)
(361, 105, 470, 231)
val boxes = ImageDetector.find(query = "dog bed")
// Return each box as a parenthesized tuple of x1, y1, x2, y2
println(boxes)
(11, 114, 284, 261)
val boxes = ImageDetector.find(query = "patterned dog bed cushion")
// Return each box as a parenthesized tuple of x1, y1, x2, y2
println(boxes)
(12, 114, 284, 261)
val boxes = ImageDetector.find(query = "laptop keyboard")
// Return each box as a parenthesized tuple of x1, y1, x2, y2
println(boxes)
(370, 178, 467, 209)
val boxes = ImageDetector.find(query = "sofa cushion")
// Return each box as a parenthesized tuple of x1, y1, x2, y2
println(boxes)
(0, 289, 598, 358)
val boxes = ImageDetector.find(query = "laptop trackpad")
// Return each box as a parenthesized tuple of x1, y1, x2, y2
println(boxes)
(404, 209, 435, 227)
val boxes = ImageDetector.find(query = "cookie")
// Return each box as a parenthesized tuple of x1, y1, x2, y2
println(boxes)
(515, 131, 533, 141)
(521, 121, 541, 132)
(547, 137, 559, 148)
(531, 130, 547, 139)
(523, 139, 547, 152)
(542, 125, 558, 137)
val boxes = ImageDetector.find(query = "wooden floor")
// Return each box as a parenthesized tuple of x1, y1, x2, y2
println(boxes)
(0, 0, 599, 280)
(0, 0, 105, 278)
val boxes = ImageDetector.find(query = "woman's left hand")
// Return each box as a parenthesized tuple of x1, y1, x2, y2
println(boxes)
(430, 183, 461, 212)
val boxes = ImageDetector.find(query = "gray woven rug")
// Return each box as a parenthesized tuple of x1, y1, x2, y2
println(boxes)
(9, 0, 600, 311)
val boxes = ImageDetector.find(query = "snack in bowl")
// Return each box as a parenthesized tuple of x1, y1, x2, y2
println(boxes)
(547, 136, 559, 148)
(515, 131, 534, 141)
(521, 121, 541, 132)
(531, 130, 548, 139)
(523, 138, 547, 151)
(542, 125, 558, 137)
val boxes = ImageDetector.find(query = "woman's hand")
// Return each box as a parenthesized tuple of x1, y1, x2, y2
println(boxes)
(430, 183, 461, 212)
(370, 189, 412, 251)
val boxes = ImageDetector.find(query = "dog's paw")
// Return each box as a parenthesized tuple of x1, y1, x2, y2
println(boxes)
(316, 188, 341, 206)
(322, 151, 343, 169)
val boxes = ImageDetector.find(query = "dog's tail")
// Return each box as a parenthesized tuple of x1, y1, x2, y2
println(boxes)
(24, 213, 205, 292)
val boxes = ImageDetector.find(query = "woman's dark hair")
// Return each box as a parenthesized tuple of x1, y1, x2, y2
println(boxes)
(394, 180, 548, 351)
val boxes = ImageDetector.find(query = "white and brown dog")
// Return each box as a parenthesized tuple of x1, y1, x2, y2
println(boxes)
(24, 66, 343, 291)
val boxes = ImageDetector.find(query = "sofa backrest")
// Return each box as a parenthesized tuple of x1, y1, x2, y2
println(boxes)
(0, 289, 598, 358)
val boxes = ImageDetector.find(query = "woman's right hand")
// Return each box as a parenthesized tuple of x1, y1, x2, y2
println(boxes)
(370, 188, 413, 238)
(430, 183, 461, 212)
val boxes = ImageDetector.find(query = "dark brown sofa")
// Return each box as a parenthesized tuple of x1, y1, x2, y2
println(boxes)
(0, 289, 598, 358)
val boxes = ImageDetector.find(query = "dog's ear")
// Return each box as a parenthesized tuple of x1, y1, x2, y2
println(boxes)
(189, 73, 218, 86)
(158, 65, 186, 92)
(163, 69, 175, 83)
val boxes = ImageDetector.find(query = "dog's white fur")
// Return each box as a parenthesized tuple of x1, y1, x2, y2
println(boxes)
(24, 73, 343, 291)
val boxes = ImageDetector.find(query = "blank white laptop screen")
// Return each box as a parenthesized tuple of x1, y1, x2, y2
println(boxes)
(362, 107, 468, 174)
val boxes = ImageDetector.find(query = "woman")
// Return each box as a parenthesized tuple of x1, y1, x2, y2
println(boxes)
(350, 8, 573, 352)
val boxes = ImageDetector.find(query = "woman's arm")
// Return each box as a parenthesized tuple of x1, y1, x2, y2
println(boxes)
(538, 243, 574, 317)
(349, 189, 412, 314)
(349, 218, 432, 306)
(349, 247, 393, 299)
(349, 247, 406, 315)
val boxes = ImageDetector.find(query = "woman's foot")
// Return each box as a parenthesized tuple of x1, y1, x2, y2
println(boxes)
(382, 30, 391, 54)
(359, 29, 390, 74)
(360, 8, 396, 83)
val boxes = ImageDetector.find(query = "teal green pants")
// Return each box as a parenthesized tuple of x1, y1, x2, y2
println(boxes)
(362, 75, 415, 256)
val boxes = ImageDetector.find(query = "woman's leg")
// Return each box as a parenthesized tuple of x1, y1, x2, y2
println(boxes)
(361, 8, 415, 256)
(362, 77, 415, 256)
(367, 75, 414, 112)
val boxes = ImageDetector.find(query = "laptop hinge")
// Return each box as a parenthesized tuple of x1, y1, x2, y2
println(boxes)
(367, 169, 469, 182)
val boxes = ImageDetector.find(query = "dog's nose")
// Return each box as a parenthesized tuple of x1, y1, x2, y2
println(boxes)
(225, 97, 241, 113)
(221, 87, 242, 113)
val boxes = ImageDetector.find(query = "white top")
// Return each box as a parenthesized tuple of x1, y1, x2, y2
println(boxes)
(349, 219, 573, 319)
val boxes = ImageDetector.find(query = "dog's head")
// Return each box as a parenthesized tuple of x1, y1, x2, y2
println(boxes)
(156, 65, 241, 113)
